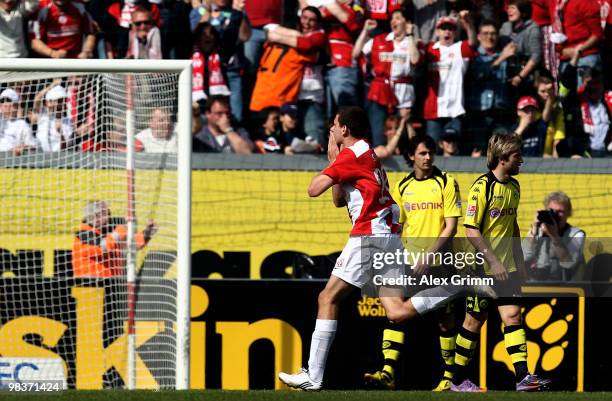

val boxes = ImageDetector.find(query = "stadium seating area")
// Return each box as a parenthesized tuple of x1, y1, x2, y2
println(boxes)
(0, 0, 611, 157)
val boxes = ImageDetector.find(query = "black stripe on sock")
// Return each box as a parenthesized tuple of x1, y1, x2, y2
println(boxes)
(503, 324, 522, 334)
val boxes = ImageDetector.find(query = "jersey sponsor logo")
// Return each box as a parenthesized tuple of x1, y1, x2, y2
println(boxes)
(404, 201, 443, 212)
(489, 207, 517, 218)
(467, 204, 477, 217)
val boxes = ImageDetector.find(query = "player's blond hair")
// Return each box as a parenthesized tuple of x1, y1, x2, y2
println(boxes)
(486, 133, 522, 170)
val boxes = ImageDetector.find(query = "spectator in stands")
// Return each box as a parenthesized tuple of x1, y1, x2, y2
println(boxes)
(0, 0, 37, 58)
(104, 0, 161, 59)
(423, 12, 477, 142)
(249, 7, 324, 118)
(126, 8, 161, 59)
(373, 113, 411, 159)
(193, 95, 253, 153)
(465, 19, 514, 155)
(555, 0, 604, 88)
(277, 102, 321, 154)
(30, 83, 75, 152)
(576, 68, 611, 157)
(523, 192, 585, 282)
(190, 0, 250, 123)
(361, 0, 401, 32)
(531, 0, 557, 79)
(72, 200, 157, 278)
(535, 74, 565, 158)
(512, 95, 546, 157)
(261, 6, 326, 145)
(499, 0, 542, 93)
(136, 108, 177, 153)
(412, 0, 447, 43)
(0, 88, 37, 154)
(318, 0, 363, 119)
(31, 0, 96, 59)
(353, 10, 422, 147)
(243, 0, 282, 79)
(191, 22, 231, 103)
(438, 128, 459, 157)
(559, 53, 611, 157)
(155, 0, 191, 59)
(253, 106, 285, 153)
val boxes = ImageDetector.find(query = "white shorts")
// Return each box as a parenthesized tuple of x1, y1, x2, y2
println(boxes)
(332, 235, 406, 289)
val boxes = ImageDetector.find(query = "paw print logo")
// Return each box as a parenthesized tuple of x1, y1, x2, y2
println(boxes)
(493, 299, 572, 374)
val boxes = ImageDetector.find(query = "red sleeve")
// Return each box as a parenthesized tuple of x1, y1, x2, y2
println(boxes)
(151, 4, 161, 27)
(460, 40, 477, 58)
(342, 5, 363, 33)
(296, 30, 326, 52)
(321, 149, 358, 184)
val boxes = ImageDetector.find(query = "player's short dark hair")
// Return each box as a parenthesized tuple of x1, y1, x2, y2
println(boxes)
(509, 0, 531, 20)
(204, 95, 230, 112)
(391, 5, 414, 22)
(478, 19, 498, 32)
(336, 106, 370, 139)
(404, 135, 436, 166)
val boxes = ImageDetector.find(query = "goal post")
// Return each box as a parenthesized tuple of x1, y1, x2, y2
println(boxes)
(0, 59, 191, 390)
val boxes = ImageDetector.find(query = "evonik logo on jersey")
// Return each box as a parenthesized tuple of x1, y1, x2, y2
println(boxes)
(404, 202, 443, 212)
(489, 207, 517, 218)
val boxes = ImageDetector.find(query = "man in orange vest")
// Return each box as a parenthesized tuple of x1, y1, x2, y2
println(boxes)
(72, 200, 157, 278)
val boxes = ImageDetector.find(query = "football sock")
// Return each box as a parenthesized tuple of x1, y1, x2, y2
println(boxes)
(452, 326, 479, 384)
(504, 324, 529, 380)
(307, 319, 337, 383)
(381, 322, 405, 378)
(439, 329, 457, 380)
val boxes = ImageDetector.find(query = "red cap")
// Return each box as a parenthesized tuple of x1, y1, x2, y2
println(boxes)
(516, 96, 539, 111)
(436, 17, 457, 29)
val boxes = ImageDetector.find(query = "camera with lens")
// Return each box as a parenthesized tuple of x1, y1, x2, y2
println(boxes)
(537, 209, 560, 225)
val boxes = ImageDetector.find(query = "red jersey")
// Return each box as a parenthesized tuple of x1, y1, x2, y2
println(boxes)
(322, 3, 363, 68)
(322, 139, 401, 236)
(34, 1, 93, 58)
(364, 0, 401, 20)
(531, 0, 551, 26)
(558, 0, 603, 59)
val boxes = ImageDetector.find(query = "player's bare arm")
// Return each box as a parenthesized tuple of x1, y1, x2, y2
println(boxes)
(465, 226, 508, 281)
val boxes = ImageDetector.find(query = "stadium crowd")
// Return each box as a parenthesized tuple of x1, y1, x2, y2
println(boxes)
(0, 0, 610, 157)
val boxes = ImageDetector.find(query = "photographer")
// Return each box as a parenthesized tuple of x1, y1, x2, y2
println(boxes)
(522, 192, 585, 282)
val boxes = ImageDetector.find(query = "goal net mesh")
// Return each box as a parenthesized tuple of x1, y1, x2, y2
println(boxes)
(0, 71, 180, 389)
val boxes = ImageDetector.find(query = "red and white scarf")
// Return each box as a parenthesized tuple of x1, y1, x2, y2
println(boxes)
(580, 90, 612, 134)
(191, 50, 230, 102)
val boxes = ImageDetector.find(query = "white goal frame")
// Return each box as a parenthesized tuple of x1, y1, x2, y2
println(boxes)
(0, 58, 192, 390)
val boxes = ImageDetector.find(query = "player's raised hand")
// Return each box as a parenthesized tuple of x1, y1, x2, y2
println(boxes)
(364, 19, 377, 33)
(327, 134, 340, 163)
(405, 22, 414, 36)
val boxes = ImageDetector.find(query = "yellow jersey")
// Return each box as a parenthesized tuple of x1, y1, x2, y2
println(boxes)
(463, 171, 520, 274)
(391, 167, 462, 261)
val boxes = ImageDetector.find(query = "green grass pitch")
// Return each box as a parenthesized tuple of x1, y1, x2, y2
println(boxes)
(3, 391, 612, 401)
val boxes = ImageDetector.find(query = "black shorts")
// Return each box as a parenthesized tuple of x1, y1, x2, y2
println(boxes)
(465, 271, 522, 313)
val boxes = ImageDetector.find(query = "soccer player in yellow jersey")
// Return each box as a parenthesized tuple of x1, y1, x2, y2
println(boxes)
(364, 135, 463, 391)
(449, 134, 551, 392)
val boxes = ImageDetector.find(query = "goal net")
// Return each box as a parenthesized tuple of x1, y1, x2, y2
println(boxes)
(0, 60, 191, 390)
